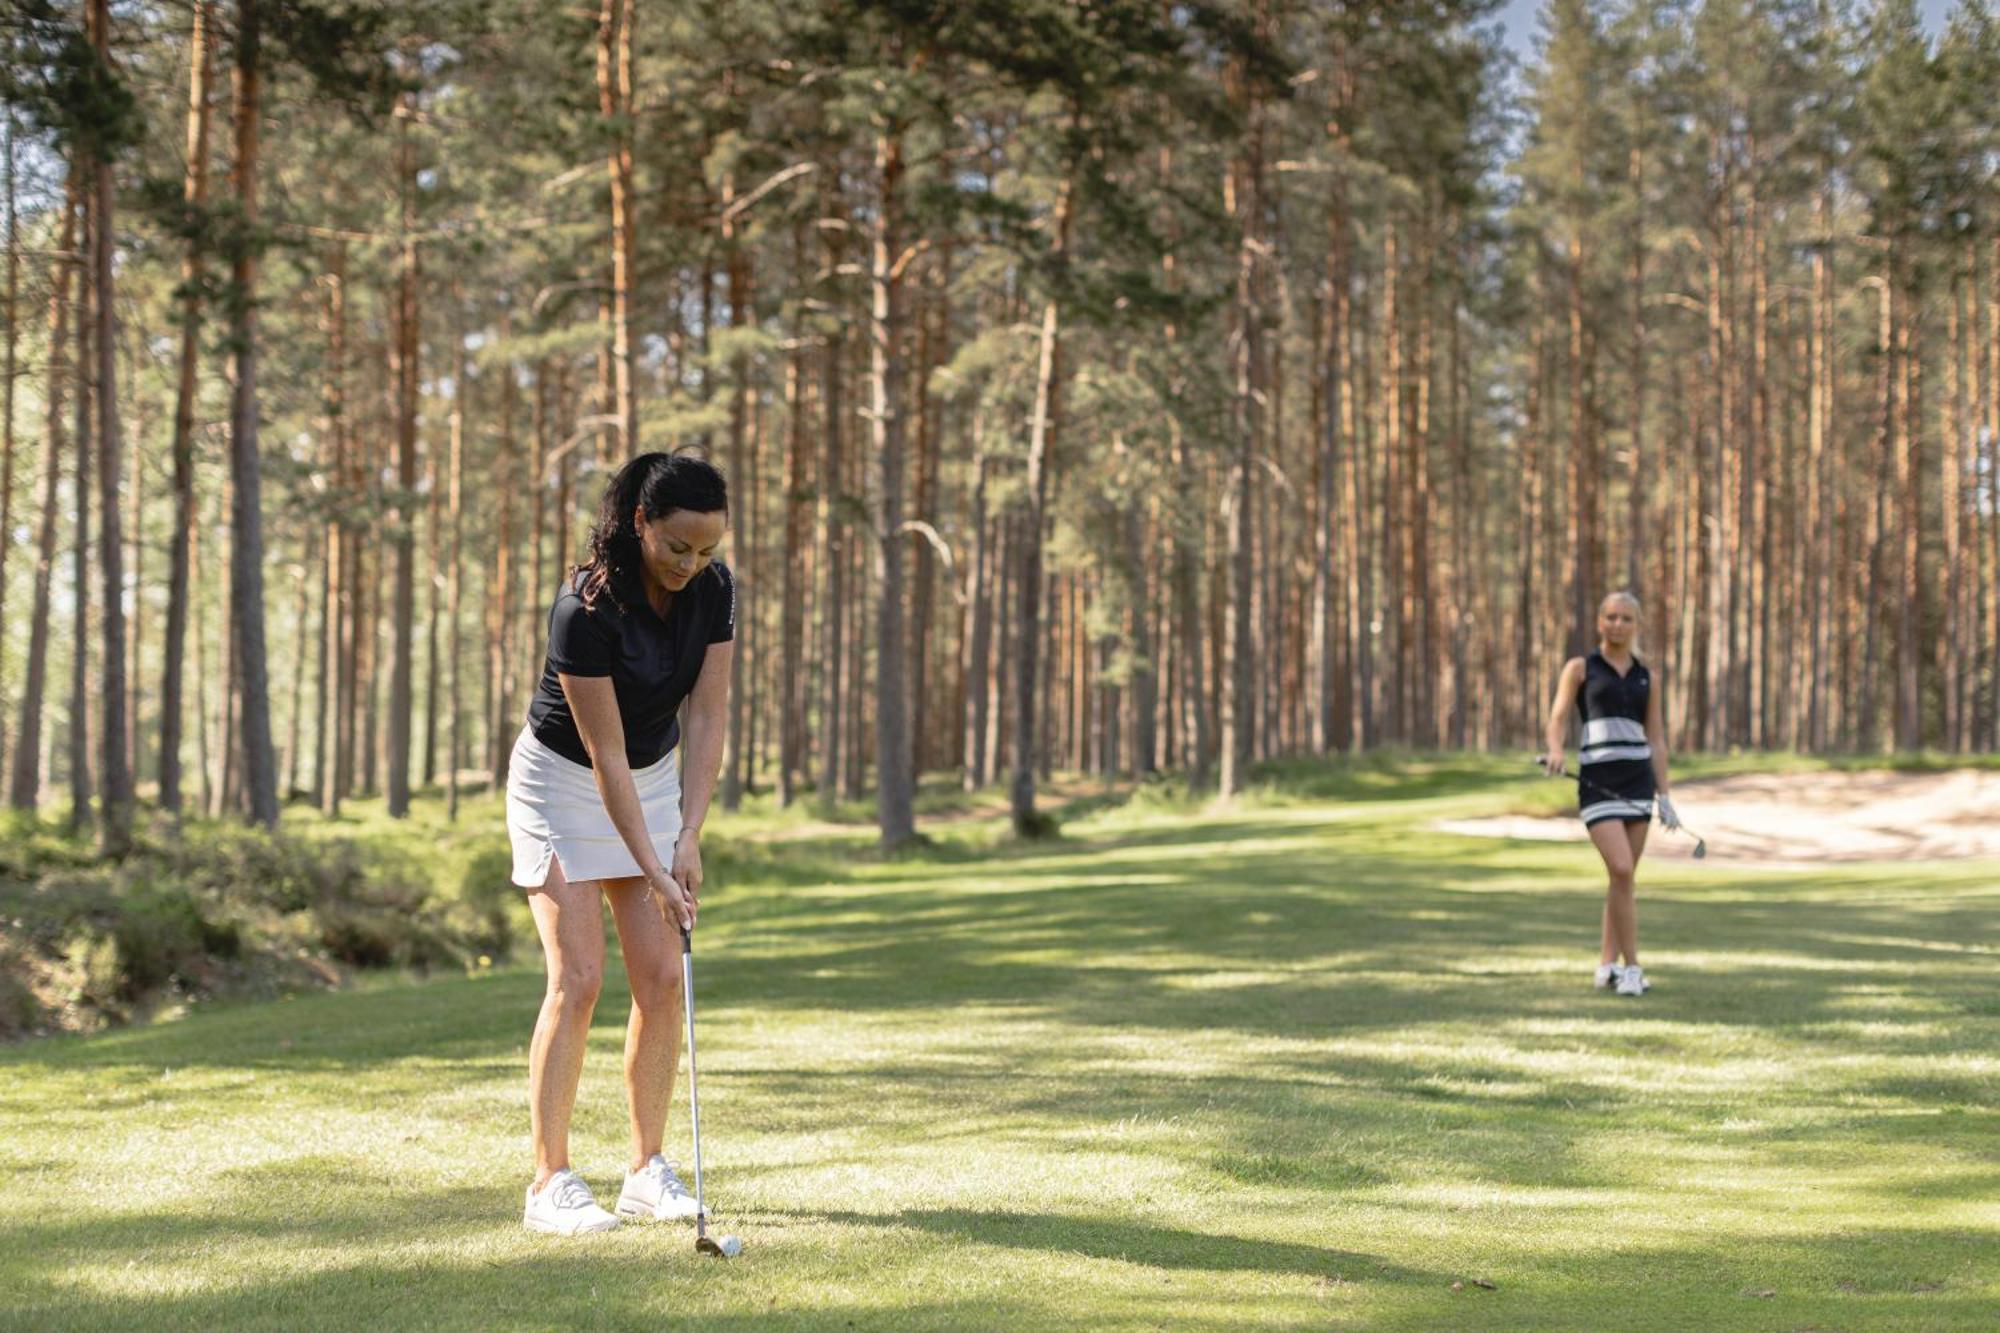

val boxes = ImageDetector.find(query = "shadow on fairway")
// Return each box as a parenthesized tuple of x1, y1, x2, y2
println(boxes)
(810, 1206, 1429, 1283)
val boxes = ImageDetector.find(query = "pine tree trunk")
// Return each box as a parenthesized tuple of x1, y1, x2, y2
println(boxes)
(779, 295, 810, 804)
(70, 189, 94, 834)
(0, 108, 18, 785)
(447, 309, 467, 820)
(228, 0, 279, 826)
(1219, 73, 1260, 797)
(88, 0, 132, 852)
(387, 97, 419, 817)
(1806, 185, 1831, 750)
(598, 0, 637, 454)
(424, 378, 442, 788)
(313, 261, 336, 810)
(721, 158, 753, 811)
(818, 278, 846, 805)
(1893, 256, 1920, 749)
(327, 245, 353, 812)
(489, 320, 517, 788)
(868, 125, 915, 845)
(961, 445, 991, 790)
(910, 246, 946, 776)
(1010, 165, 1074, 834)
(284, 553, 307, 797)
(8, 190, 76, 813)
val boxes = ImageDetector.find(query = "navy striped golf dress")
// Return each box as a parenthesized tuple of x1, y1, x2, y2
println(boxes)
(1576, 651, 1656, 827)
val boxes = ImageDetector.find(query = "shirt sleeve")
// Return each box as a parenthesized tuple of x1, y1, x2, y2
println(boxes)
(546, 590, 617, 677)
(706, 562, 737, 644)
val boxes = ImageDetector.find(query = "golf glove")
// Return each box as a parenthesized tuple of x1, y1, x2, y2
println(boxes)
(1655, 793, 1680, 831)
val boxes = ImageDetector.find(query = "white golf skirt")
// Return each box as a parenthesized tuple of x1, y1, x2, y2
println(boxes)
(505, 726, 683, 889)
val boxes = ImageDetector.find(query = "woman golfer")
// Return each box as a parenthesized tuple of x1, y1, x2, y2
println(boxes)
(1541, 591, 1679, 998)
(505, 452, 734, 1234)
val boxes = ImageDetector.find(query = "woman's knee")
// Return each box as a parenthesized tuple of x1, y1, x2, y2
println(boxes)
(629, 956, 684, 1014)
(547, 958, 604, 1010)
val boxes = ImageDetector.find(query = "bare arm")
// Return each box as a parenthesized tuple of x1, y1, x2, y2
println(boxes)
(1543, 657, 1585, 776)
(558, 672, 692, 931)
(670, 640, 733, 921)
(1645, 667, 1671, 795)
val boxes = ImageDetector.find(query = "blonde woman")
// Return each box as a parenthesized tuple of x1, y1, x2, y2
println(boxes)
(1541, 592, 1679, 997)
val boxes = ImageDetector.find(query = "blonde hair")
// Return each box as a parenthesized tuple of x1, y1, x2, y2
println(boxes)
(1599, 590, 1641, 617)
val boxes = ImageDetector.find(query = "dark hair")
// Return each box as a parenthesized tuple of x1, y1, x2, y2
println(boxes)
(574, 452, 729, 611)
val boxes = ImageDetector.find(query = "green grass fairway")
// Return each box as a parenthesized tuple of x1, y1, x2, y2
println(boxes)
(3, 757, 1995, 1329)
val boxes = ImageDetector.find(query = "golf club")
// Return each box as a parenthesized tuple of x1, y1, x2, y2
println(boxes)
(680, 925, 743, 1259)
(1534, 755, 1708, 859)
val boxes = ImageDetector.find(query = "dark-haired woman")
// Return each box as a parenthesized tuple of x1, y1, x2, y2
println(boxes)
(506, 452, 735, 1235)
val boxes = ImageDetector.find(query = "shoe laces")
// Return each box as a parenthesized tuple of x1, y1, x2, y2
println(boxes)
(548, 1172, 595, 1212)
(648, 1158, 693, 1198)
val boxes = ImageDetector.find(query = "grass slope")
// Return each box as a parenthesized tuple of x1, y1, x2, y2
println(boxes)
(1, 756, 1994, 1330)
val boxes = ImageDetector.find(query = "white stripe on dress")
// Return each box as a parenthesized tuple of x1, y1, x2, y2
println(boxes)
(1581, 743, 1653, 763)
(1582, 717, 1648, 747)
(1582, 799, 1651, 822)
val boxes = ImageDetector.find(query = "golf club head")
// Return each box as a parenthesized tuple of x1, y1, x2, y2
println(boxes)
(1691, 838, 1707, 860)
(697, 1234, 742, 1258)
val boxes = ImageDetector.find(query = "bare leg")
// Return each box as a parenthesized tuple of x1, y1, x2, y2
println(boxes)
(1587, 820, 1640, 968)
(1620, 820, 1649, 965)
(606, 877, 684, 1172)
(526, 857, 606, 1192)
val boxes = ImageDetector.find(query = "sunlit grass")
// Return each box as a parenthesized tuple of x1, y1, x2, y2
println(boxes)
(2, 753, 1995, 1329)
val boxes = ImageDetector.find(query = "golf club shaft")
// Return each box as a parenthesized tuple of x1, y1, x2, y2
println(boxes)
(680, 927, 707, 1239)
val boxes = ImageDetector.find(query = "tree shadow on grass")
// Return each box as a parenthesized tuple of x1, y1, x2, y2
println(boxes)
(809, 1206, 1428, 1284)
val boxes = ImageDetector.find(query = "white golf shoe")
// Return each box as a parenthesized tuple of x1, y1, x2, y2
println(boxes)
(617, 1154, 701, 1222)
(523, 1169, 621, 1235)
(1593, 962, 1620, 989)
(1615, 965, 1648, 997)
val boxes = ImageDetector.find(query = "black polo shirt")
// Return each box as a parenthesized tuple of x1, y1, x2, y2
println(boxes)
(526, 562, 736, 768)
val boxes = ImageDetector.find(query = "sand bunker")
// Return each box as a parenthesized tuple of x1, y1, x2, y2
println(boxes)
(1437, 769, 2000, 866)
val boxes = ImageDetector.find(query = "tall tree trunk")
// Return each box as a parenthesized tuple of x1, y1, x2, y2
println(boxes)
(721, 155, 752, 810)
(447, 309, 467, 820)
(284, 553, 307, 796)
(313, 260, 337, 810)
(1220, 67, 1261, 797)
(489, 318, 517, 788)
(0, 106, 17, 784)
(1893, 256, 1920, 749)
(817, 277, 846, 805)
(598, 0, 637, 454)
(962, 444, 991, 790)
(228, 0, 279, 826)
(424, 368, 442, 788)
(1125, 496, 1157, 775)
(9, 190, 76, 813)
(88, 0, 132, 852)
(1010, 164, 1075, 834)
(779, 254, 811, 804)
(70, 184, 94, 833)
(871, 124, 915, 846)
(910, 247, 946, 775)
(1806, 183, 1831, 750)
(325, 244, 352, 813)
(387, 96, 419, 817)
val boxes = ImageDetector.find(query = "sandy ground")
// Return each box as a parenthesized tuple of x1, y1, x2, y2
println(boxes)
(1437, 768, 2000, 866)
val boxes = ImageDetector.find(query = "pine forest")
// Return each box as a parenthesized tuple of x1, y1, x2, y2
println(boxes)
(2, 0, 1996, 849)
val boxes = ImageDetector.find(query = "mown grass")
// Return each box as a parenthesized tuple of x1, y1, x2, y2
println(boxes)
(1, 753, 1994, 1329)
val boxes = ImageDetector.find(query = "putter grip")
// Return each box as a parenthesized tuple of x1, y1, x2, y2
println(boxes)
(681, 926, 692, 951)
